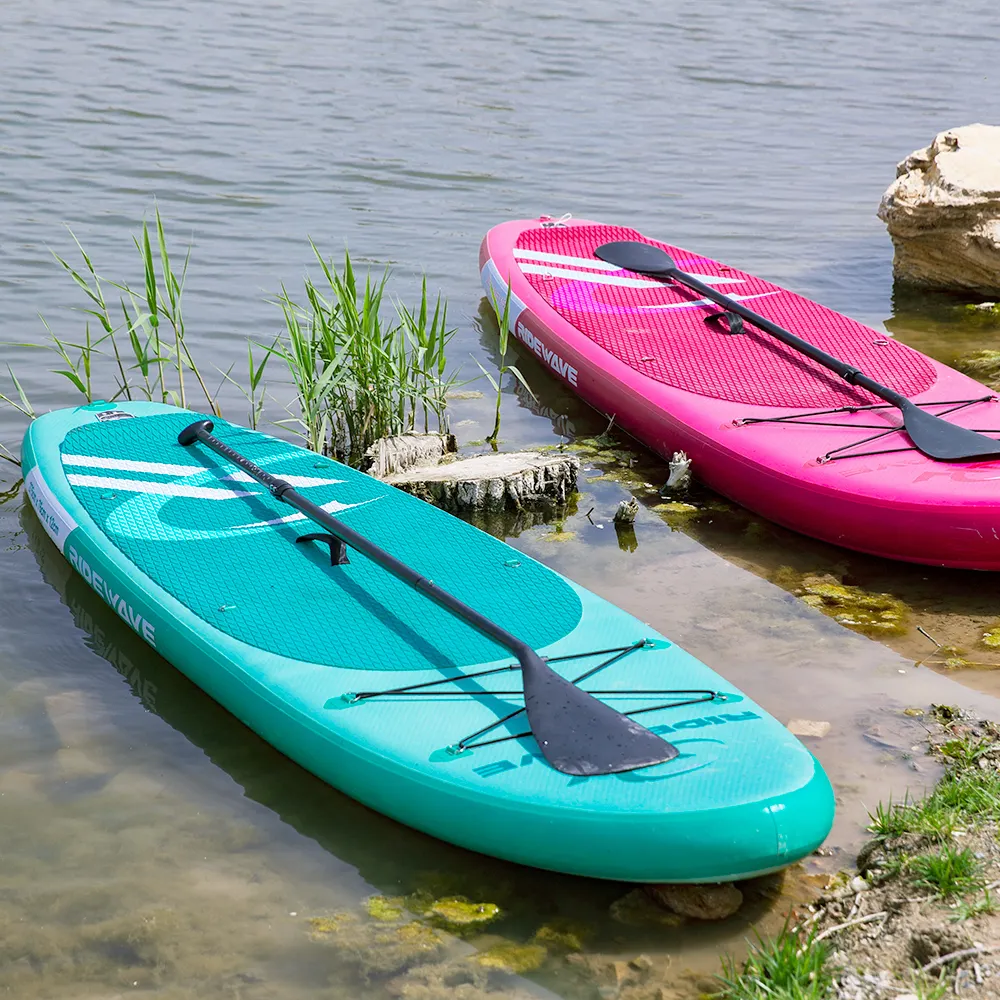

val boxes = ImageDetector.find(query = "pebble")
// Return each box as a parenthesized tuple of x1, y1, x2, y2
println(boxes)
(849, 876, 869, 893)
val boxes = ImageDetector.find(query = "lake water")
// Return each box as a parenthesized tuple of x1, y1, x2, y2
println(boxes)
(3, 2, 1000, 997)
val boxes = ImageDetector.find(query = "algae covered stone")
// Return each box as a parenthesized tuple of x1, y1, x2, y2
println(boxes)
(427, 896, 501, 931)
(531, 917, 592, 952)
(366, 895, 407, 922)
(474, 941, 547, 973)
(789, 572, 909, 636)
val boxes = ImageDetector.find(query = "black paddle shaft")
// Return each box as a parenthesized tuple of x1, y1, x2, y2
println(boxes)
(177, 419, 679, 775)
(595, 240, 1000, 462)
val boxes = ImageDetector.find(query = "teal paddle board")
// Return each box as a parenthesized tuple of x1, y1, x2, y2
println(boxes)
(22, 400, 834, 882)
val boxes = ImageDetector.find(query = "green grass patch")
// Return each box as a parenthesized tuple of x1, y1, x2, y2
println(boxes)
(715, 923, 834, 1000)
(909, 845, 983, 899)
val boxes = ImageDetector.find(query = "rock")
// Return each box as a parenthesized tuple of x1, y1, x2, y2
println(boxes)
(384, 452, 579, 512)
(363, 433, 456, 478)
(613, 498, 639, 524)
(787, 719, 832, 738)
(878, 124, 1000, 294)
(663, 451, 692, 492)
(645, 882, 743, 920)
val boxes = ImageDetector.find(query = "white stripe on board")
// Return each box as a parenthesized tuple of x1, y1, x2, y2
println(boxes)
(518, 263, 746, 287)
(67, 474, 255, 500)
(513, 249, 622, 271)
(63, 454, 344, 488)
(63, 454, 203, 476)
(639, 291, 778, 310)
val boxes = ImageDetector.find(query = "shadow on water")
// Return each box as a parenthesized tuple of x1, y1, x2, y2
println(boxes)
(12, 503, 826, 1000)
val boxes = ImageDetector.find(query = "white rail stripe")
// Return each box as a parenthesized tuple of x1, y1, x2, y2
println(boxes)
(513, 249, 622, 271)
(67, 474, 255, 500)
(518, 263, 746, 287)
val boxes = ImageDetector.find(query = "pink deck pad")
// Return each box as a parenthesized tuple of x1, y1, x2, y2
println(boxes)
(480, 218, 1000, 569)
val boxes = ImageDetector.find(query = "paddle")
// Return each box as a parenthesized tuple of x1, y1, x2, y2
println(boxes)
(178, 419, 679, 776)
(594, 241, 1000, 463)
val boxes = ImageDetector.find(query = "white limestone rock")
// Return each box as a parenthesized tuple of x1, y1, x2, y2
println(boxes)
(878, 124, 1000, 294)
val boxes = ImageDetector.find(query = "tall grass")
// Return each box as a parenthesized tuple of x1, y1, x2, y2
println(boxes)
(271, 242, 460, 465)
(0, 216, 460, 470)
(21, 209, 221, 414)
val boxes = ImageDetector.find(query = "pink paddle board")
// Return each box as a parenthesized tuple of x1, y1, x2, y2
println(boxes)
(480, 218, 1000, 569)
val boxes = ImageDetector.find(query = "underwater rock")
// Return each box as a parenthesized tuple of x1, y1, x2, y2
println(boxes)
(385, 452, 579, 512)
(645, 882, 743, 920)
(878, 124, 1000, 294)
(609, 889, 685, 927)
(366, 895, 407, 921)
(531, 918, 592, 953)
(474, 941, 547, 974)
(427, 897, 501, 932)
(364, 433, 457, 478)
(783, 571, 909, 637)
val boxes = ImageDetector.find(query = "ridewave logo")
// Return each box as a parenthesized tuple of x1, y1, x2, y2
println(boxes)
(513, 320, 579, 386)
(66, 544, 157, 647)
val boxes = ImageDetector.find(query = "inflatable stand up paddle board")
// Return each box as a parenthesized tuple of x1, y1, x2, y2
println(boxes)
(24, 401, 833, 882)
(481, 218, 1000, 569)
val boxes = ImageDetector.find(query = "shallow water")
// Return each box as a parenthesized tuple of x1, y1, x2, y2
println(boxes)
(4, 1, 1000, 996)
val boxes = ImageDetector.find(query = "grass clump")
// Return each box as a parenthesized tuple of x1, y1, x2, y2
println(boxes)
(909, 845, 983, 899)
(714, 923, 834, 1000)
(0, 213, 461, 470)
(950, 888, 998, 922)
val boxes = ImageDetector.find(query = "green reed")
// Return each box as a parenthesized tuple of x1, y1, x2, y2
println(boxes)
(271, 242, 460, 466)
(0, 215, 460, 471)
(476, 283, 534, 447)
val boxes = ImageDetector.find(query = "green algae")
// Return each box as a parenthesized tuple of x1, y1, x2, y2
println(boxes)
(427, 896, 501, 931)
(652, 500, 702, 530)
(366, 894, 406, 921)
(981, 625, 1000, 649)
(532, 917, 592, 952)
(474, 941, 547, 973)
(309, 913, 353, 936)
(955, 347, 1000, 388)
(772, 568, 909, 637)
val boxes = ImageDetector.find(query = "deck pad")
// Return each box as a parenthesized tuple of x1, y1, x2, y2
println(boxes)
(62, 412, 582, 670)
(514, 225, 937, 409)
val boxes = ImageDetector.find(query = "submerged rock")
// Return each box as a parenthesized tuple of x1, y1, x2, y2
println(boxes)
(427, 897, 501, 932)
(646, 882, 743, 921)
(878, 124, 1000, 294)
(385, 452, 579, 512)
(474, 941, 547, 974)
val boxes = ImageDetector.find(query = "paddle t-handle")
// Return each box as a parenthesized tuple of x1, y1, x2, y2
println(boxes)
(178, 418, 679, 776)
(594, 241, 1000, 463)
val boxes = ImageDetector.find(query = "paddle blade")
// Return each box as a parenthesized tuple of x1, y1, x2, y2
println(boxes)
(901, 402, 1000, 462)
(595, 240, 676, 277)
(520, 652, 679, 775)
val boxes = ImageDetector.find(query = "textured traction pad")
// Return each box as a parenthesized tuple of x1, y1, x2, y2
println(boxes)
(63, 413, 582, 670)
(515, 225, 936, 408)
